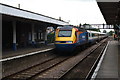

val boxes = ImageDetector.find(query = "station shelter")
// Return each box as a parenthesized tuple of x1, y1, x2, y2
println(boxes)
(0, 3, 69, 51)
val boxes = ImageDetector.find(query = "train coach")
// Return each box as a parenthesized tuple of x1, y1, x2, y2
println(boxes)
(55, 25, 106, 53)
(87, 30, 106, 44)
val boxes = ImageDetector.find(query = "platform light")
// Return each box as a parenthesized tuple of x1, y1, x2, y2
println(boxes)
(66, 41, 73, 43)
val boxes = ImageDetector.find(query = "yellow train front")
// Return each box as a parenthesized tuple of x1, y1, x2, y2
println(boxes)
(55, 25, 87, 53)
(55, 26, 76, 52)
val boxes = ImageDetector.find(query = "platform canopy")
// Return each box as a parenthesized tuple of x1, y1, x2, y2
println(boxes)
(0, 3, 69, 26)
(96, 0, 120, 25)
(96, 0, 120, 35)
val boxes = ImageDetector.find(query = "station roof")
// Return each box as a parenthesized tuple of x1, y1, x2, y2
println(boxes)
(96, 0, 120, 25)
(0, 3, 69, 25)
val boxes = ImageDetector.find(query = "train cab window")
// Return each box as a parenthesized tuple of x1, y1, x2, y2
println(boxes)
(58, 30, 72, 37)
(75, 32, 77, 37)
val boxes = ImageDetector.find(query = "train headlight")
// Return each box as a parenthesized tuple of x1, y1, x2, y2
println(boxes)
(55, 41, 73, 44)
(55, 41, 60, 43)
(66, 41, 73, 43)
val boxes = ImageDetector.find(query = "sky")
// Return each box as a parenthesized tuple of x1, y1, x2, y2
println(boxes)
(1, 0, 106, 24)
(0, 0, 114, 32)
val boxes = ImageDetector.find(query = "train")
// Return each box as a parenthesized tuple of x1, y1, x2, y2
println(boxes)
(55, 25, 107, 53)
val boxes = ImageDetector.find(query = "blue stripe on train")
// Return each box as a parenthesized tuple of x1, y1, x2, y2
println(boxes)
(55, 43, 77, 52)
(77, 32, 88, 45)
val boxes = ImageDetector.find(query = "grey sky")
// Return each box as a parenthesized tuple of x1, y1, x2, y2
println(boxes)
(1, 0, 106, 25)
(96, 0, 120, 2)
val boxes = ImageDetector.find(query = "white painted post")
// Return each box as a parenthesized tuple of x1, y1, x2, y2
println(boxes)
(31, 24, 35, 47)
(28, 32, 31, 41)
(13, 21, 17, 50)
(45, 31, 47, 41)
(44, 29, 47, 45)
(32, 24, 35, 42)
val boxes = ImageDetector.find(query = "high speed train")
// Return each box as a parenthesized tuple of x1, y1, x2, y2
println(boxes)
(55, 25, 107, 53)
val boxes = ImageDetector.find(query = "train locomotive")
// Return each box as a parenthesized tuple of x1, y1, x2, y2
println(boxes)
(55, 25, 106, 53)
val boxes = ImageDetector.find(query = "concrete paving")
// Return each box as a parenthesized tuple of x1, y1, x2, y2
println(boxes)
(96, 40, 119, 79)
(2, 43, 55, 59)
(118, 41, 120, 79)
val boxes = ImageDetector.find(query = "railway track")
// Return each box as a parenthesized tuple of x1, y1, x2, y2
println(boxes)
(2, 38, 109, 80)
(2, 49, 57, 78)
(60, 38, 110, 80)
(2, 56, 70, 80)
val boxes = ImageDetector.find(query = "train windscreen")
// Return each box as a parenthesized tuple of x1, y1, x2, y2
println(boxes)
(58, 30, 72, 37)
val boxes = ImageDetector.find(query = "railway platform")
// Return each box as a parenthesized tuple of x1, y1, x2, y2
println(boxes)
(95, 40, 120, 79)
(2, 43, 55, 59)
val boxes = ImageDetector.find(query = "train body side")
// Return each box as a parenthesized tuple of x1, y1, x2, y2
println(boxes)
(55, 26, 107, 53)
(87, 30, 99, 44)
(76, 31, 88, 46)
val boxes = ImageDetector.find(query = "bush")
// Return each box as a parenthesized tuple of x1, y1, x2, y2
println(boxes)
(47, 31, 55, 43)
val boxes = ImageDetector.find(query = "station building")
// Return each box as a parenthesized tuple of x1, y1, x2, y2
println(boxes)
(0, 3, 69, 51)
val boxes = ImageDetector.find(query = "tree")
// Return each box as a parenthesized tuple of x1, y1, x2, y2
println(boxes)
(83, 23, 92, 29)
(108, 30, 114, 36)
(103, 30, 107, 33)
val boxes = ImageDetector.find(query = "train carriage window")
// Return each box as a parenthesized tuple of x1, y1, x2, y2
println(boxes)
(58, 30, 72, 37)
(92, 33, 95, 37)
(95, 33, 99, 37)
(86, 33, 88, 40)
(89, 33, 91, 37)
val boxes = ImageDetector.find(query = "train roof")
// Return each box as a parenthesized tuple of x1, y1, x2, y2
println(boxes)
(87, 30, 106, 35)
(87, 30, 100, 34)
(58, 25, 73, 30)
(99, 33, 106, 35)
(58, 25, 87, 32)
